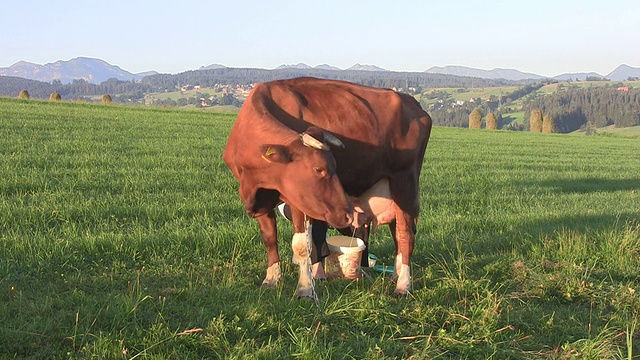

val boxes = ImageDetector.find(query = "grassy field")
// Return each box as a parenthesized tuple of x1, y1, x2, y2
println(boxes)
(572, 125, 640, 137)
(541, 81, 640, 92)
(420, 80, 640, 102)
(420, 86, 520, 103)
(1, 98, 639, 359)
(500, 111, 526, 126)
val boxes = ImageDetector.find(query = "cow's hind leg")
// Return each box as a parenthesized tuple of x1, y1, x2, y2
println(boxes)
(391, 208, 415, 296)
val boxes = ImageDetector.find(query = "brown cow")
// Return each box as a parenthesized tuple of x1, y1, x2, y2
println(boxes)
(223, 77, 432, 296)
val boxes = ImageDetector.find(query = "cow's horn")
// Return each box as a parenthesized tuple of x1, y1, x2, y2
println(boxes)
(324, 132, 345, 148)
(301, 133, 329, 151)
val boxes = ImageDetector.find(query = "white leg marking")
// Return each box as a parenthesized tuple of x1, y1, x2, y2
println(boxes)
(395, 264, 411, 295)
(393, 253, 411, 295)
(292, 232, 313, 298)
(393, 253, 402, 280)
(262, 262, 282, 287)
(291, 232, 309, 265)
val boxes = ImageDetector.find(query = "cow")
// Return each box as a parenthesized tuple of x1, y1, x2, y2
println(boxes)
(223, 77, 432, 296)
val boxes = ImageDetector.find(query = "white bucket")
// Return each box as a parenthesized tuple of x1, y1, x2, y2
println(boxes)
(325, 236, 366, 279)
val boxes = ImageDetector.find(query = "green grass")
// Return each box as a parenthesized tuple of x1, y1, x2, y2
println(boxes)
(572, 125, 640, 137)
(537, 81, 640, 95)
(419, 86, 520, 106)
(500, 111, 526, 125)
(1, 97, 640, 358)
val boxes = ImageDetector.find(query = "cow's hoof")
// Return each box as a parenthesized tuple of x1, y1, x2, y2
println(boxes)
(261, 279, 277, 287)
(261, 263, 282, 287)
(392, 289, 410, 298)
(296, 287, 313, 299)
(312, 262, 326, 280)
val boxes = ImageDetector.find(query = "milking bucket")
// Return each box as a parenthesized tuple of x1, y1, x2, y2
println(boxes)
(325, 236, 366, 279)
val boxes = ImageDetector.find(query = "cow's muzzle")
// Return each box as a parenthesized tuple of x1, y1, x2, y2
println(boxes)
(326, 211, 353, 229)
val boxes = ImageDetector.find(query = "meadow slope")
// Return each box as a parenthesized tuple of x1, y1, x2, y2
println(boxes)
(1, 98, 639, 358)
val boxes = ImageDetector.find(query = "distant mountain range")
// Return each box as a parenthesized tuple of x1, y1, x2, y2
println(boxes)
(1, 57, 639, 84)
(220, 62, 384, 72)
(208, 62, 640, 81)
(424, 66, 545, 81)
(0, 57, 157, 84)
(274, 63, 341, 71)
(424, 64, 640, 82)
(198, 63, 227, 71)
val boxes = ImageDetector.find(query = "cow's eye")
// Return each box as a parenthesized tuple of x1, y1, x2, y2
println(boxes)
(313, 167, 326, 177)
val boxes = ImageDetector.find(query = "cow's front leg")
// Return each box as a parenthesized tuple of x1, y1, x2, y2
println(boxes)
(392, 209, 414, 296)
(291, 232, 313, 298)
(290, 207, 313, 298)
(257, 211, 281, 286)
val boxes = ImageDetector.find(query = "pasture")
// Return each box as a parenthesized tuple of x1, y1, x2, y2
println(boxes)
(1, 97, 639, 358)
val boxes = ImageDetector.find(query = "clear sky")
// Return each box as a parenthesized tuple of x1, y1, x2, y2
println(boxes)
(2, 0, 638, 77)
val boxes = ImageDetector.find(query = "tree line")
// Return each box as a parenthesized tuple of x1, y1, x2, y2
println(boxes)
(140, 67, 514, 93)
(524, 87, 640, 132)
(1, 68, 517, 102)
(0, 76, 151, 102)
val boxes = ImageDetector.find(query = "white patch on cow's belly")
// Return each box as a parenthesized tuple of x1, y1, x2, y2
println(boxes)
(369, 197, 396, 226)
(360, 178, 396, 227)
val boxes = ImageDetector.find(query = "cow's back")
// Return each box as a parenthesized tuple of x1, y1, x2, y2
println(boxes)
(252, 78, 432, 196)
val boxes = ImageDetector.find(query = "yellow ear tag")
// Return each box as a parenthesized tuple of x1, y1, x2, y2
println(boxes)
(261, 146, 275, 163)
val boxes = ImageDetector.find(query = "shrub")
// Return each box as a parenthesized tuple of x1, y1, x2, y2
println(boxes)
(102, 94, 112, 104)
(18, 90, 30, 99)
(49, 91, 62, 101)
(469, 108, 482, 129)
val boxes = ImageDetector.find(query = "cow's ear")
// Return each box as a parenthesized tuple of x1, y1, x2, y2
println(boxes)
(260, 145, 291, 164)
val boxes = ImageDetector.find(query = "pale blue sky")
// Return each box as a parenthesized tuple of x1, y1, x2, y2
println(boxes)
(2, 0, 638, 77)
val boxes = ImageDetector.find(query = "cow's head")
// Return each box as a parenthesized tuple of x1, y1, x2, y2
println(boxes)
(260, 127, 352, 228)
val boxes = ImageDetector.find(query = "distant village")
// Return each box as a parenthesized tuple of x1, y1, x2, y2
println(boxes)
(180, 83, 254, 96)
(144, 83, 255, 107)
